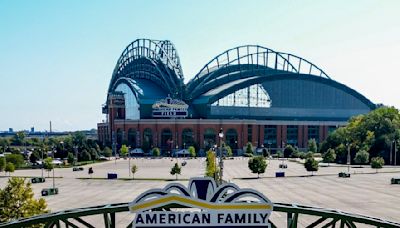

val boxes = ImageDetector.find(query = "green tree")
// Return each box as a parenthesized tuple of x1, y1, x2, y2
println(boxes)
(308, 138, 318, 153)
(5, 154, 24, 168)
(276, 150, 283, 158)
(152, 147, 160, 157)
(371, 157, 384, 173)
(12, 131, 26, 146)
(80, 150, 91, 161)
(103, 147, 112, 157)
(262, 148, 270, 158)
(223, 144, 233, 157)
(248, 156, 267, 178)
(43, 157, 53, 177)
(67, 152, 74, 165)
(0, 157, 6, 172)
(283, 145, 295, 158)
(90, 148, 99, 160)
(354, 150, 369, 167)
(205, 150, 218, 180)
(120, 144, 129, 158)
(323, 148, 336, 166)
(0, 177, 49, 223)
(131, 164, 138, 180)
(304, 157, 319, 175)
(170, 162, 181, 180)
(245, 142, 253, 156)
(188, 146, 196, 157)
(29, 151, 40, 164)
(5, 163, 15, 176)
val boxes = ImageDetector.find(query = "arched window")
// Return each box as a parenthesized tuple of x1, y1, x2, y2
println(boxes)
(225, 129, 238, 149)
(182, 128, 194, 148)
(142, 128, 153, 151)
(212, 84, 271, 108)
(203, 128, 216, 150)
(116, 128, 123, 146)
(127, 128, 136, 148)
(161, 129, 173, 150)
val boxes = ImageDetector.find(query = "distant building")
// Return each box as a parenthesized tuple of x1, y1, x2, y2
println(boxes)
(31, 127, 35, 133)
(97, 39, 375, 154)
(8, 128, 13, 133)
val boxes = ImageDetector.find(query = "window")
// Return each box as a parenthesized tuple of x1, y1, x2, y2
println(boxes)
(286, 125, 298, 146)
(212, 84, 271, 108)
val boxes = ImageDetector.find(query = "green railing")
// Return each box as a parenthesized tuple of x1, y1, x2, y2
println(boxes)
(1, 202, 399, 228)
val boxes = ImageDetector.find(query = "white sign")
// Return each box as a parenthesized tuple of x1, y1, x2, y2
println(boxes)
(129, 177, 273, 228)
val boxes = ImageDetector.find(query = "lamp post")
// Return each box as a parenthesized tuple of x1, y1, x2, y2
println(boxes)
(394, 140, 397, 166)
(347, 143, 351, 173)
(218, 128, 224, 185)
(52, 147, 56, 190)
(128, 146, 131, 177)
(73, 145, 78, 167)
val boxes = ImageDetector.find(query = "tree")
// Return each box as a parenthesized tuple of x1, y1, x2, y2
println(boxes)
(248, 156, 267, 178)
(152, 147, 160, 157)
(0, 177, 49, 223)
(170, 162, 181, 180)
(188, 146, 196, 157)
(120, 145, 129, 158)
(43, 157, 53, 177)
(245, 142, 253, 156)
(90, 148, 99, 160)
(80, 150, 91, 161)
(5, 154, 24, 168)
(29, 151, 40, 164)
(12, 131, 26, 146)
(371, 157, 384, 173)
(67, 152, 74, 164)
(262, 148, 270, 158)
(354, 150, 369, 167)
(308, 139, 318, 153)
(323, 148, 336, 166)
(0, 157, 6, 172)
(103, 147, 112, 157)
(224, 145, 233, 157)
(5, 163, 15, 176)
(205, 150, 218, 180)
(283, 145, 295, 158)
(131, 164, 138, 180)
(304, 157, 319, 176)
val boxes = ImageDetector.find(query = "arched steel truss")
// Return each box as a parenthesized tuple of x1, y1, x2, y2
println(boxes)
(186, 45, 330, 99)
(1, 202, 399, 228)
(108, 39, 184, 96)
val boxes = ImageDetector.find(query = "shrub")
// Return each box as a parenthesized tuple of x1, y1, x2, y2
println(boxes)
(120, 145, 129, 158)
(152, 147, 160, 157)
(103, 147, 112, 157)
(371, 157, 384, 172)
(354, 150, 369, 166)
(308, 138, 318, 153)
(0, 157, 5, 172)
(80, 150, 92, 161)
(205, 150, 218, 180)
(323, 148, 336, 165)
(188, 146, 196, 157)
(131, 164, 138, 179)
(245, 142, 254, 156)
(304, 157, 319, 175)
(5, 163, 15, 175)
(283, 145, 295, 158)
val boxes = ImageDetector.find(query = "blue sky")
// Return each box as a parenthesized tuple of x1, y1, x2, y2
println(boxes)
(0, 0, 399, 131)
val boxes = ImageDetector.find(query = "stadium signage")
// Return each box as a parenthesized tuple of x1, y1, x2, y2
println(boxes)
(152, 95, 188, 118)
(129, 177, 273, 227)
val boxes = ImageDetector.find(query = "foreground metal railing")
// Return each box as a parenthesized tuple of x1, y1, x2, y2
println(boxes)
(1, 202, 399, 228)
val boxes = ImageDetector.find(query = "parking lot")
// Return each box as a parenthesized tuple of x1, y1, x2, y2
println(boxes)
(1, 158, 400, 226)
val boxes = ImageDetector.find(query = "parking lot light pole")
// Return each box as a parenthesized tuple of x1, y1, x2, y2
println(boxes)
(218, 128, 224, 185)
(52, 147, 56, 190)
(128, 146, 131, 177)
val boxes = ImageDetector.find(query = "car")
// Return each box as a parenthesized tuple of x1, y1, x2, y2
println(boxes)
(279, 163, 288, 169)
(338, 172, 351, 178)
(73, 167, 84, 171)
(391, 177, 400, 184)
(31, 177, 45, 183)
(99, 156, 108, 161)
